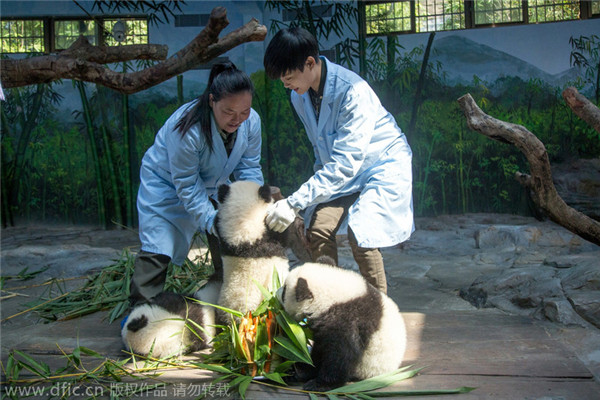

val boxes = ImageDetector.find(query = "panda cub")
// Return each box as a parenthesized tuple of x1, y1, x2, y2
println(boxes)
(277, 263, 407, 391)
(121, 290, 217, 358)
(213, 181, 290, 322)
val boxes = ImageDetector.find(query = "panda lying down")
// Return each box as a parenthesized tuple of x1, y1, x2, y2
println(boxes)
(122, 181, 407, 391)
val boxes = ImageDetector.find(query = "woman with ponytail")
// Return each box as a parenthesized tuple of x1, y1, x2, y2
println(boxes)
(130, 62, 263, 305)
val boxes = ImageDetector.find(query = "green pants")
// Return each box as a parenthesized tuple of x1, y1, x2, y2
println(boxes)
(307, 193, 387, 293)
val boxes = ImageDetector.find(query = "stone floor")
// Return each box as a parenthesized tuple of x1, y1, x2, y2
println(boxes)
(1, 214, 600, 399)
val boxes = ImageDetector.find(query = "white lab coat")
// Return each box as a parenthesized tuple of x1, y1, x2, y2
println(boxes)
(137, 100, 263, 265)
(287, 57, 414, 248)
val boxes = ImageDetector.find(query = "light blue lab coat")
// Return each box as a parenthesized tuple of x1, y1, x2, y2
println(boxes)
(287, 57, 414, 248)
(137, 100, 263, 265)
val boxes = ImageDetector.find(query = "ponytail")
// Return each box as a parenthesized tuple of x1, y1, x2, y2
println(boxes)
(175, 61, 254, 152)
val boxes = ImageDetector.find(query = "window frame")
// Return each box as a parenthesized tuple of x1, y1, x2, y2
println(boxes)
(362, 0, 598, 37)
(1, 15, 149, 55)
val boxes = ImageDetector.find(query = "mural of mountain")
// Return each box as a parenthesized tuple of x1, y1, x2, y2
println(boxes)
(430, 35, 579, 87)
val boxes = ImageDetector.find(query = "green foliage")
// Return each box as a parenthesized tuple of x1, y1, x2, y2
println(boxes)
(22, 249, 212, 324)
(403, 74, 599, 217)
(569, 34, 600, 103)
(1, 85, 178, 225)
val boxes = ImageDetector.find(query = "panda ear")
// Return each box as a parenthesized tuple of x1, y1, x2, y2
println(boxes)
(258, 184, 272, 203)
(295, 277, 314, 302)
(218, 184, 230, 204)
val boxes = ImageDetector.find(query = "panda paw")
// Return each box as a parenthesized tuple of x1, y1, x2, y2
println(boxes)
(293, 362, 317, 381)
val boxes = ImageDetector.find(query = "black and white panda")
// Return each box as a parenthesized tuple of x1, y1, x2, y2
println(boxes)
(121, 289, 217, 358)
(212, 181, 290, 322)
(277, 262, 407, 391)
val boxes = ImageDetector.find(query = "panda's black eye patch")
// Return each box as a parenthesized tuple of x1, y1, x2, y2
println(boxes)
(127, 315, 148, 332)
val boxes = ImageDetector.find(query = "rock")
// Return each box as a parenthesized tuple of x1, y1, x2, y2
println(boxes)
(559, 261, 600, 291)
(552, 158, 600, 221)
(567, 291, 600, 329)
(460, 267, 563, 314)
(543, 298, 589, 327)
(474, 225, 542, 250)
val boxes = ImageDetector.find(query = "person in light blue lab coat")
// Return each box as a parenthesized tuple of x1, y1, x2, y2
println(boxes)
(263, 27, 414, 294)
(130, 62, 263, 305)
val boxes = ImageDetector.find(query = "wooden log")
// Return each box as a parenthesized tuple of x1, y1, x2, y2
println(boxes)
(457, 93, 600, 246)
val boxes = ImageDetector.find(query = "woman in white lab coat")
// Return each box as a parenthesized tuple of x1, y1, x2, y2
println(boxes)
(264, 28, 413, 293)
(130, 62, 263, 305)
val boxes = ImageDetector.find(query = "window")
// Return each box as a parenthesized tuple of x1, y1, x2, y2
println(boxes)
(474, 0, 523, 25)
(55, 20, 96, 50)
(528, 0, 580, 22)
(366, 2, 412, 34)
(1, 16, 148, 54)
(416, 0, 465, 31)
(365, 0, 465, 34)
(104, 19, 148, 46)
(1, 19, 45, 53)
(363, 0, 594, 36)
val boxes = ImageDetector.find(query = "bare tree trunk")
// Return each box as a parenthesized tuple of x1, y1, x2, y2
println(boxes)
(1, 7, 267, 94)
(457, 92, 600, 246)
(562, 86, 600, 134)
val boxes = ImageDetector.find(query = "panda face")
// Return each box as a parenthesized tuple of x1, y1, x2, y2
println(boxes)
(277, 271, 315, 321)
(216, 181, 273, 248)
(279, 263, 370, 322)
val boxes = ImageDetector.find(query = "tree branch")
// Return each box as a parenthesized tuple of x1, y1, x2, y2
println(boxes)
(457, 93, 600, 246)
(0, 7, 267, 95)
(562, 86, 600, 134)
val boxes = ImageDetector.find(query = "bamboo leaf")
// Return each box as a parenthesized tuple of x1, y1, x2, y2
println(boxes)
(273, 337, 313, 365)
(275, 310, 311, 360)
(365, 387, 477, 397)
(237, 375, 253, 398)
(326, 366, 423, 394)
(263, 371, 286, 385)
(194, 363, 237, 375)
(274, 360, 296, 373)
(14, 350, 50, 377)
(355, 394, 376, 400)
(191, 299, 244, 318)
(252, 279, 272, 302)
(271, 265, 282, 291)
(77, 346, 103, 358)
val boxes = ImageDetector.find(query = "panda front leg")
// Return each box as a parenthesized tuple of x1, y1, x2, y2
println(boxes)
(302, 331, 360, 392)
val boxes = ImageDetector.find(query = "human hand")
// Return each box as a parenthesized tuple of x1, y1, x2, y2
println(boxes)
(266, 199, 298, 232)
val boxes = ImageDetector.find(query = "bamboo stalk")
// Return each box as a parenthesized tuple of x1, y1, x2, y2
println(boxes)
(76, 81, 107, 228)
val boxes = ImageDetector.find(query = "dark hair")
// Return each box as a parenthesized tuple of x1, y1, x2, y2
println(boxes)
(263, 27, 320, 80)
(175, 61, 254, 152)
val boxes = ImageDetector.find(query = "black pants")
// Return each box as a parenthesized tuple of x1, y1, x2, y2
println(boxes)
(129, 232, 223, 306)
